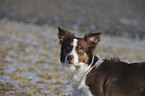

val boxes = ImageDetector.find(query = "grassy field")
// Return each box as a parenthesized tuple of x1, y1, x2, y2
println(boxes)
(0, 19, 145, 96)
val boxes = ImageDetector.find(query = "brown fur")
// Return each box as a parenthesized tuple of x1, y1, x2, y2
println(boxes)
(86, 60, 145, 96)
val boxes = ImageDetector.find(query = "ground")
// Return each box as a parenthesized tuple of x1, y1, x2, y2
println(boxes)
(0, 19, 145, 96)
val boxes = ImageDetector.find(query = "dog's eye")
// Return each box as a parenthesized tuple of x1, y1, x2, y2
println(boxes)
(78, 46, 82, 50)
(67, 47, 71, 50)
(66, 45, 73, 51)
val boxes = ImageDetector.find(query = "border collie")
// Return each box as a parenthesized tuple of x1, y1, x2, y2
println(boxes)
(57, 27, 145, 96)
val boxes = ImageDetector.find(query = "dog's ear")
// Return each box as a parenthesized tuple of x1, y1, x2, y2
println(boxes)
(58, 27, 74, 44)
(84, 33, 101, 47)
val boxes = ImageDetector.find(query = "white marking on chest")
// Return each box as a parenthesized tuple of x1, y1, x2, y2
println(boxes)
(65, 62, 93, 96)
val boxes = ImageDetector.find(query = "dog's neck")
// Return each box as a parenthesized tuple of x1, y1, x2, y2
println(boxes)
(64, 54, 103, 89)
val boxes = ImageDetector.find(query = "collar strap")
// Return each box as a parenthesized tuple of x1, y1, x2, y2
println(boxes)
(94, 54, 104, 68)
(87, 54, 104, 74)
(84, 54, 104, 82)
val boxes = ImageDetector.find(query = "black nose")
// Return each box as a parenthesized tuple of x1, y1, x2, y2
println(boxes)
(67, 55, 74, 63)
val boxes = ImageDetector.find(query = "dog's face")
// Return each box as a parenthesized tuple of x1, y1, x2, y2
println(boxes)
(58, 27, 101, 67)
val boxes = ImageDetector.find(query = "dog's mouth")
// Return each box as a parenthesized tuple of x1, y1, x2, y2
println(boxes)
(67, 61, 74, 64)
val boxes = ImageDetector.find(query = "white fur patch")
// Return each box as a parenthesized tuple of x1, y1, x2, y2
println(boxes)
(65, 62, 93, 96)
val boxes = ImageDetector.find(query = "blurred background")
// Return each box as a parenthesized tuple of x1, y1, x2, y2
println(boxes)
(0, 0, 145, 39)
(0, 0, 145, 96)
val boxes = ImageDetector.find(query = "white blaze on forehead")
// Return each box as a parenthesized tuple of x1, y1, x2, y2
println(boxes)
(72, 38, 78, 48)
(65, 38, 79, 64)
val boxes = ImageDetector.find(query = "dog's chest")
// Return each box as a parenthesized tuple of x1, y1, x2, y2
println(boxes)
(65, 63, 93, 96)
(71, 78, 93, 96)
(72, 85, 93, 96)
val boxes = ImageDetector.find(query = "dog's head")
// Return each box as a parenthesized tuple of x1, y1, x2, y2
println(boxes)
(58, 27, 101, 67)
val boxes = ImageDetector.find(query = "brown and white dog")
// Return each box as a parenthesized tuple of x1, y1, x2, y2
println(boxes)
(58, 27, 145, 96)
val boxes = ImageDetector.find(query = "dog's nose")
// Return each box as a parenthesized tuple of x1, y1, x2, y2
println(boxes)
(67, 55, 74, 63)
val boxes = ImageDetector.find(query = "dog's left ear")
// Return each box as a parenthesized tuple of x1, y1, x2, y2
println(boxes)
(58, 27, 74, 44)
(84, 33, 101, 46)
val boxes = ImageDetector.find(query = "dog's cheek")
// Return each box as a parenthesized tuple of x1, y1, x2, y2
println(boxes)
(78, 53, 89, 64)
